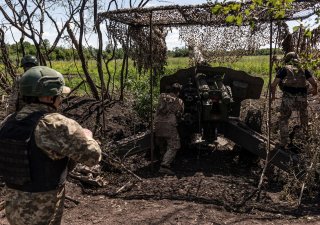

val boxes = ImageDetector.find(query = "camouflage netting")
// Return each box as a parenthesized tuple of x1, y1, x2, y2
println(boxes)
(100, 1, 320, 70)
(179, 24, 274, 64)
(106, 21, 167, 74)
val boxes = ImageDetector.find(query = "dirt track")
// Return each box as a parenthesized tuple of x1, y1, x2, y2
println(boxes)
(59, 181, 320, 225)
(2, 170, 320, 225)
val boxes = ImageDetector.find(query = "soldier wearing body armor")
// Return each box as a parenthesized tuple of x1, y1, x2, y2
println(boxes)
(271, 52, 318, 149)
(0, 66, 102, 224)
(155, 83, 184, 175)
(6, 55, 39, 115)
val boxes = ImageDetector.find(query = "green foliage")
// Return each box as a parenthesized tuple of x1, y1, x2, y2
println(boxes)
(211, 0, 295, 27)
(6, 41, 125, 63)
(305, 29, 312, 38)
(127, 77, 157, 119)
(226, 15, 235, 24)
(292, 26, 300, 32)
(211, 4, 222, 14)
(167, 47, 189, 58)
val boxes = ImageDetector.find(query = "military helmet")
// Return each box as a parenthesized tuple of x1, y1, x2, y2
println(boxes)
(19, 66, 70, 97)
(20, 55, 39, 67)
(284, 52, 300, 63)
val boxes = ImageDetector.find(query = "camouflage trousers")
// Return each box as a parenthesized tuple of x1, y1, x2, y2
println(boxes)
(155, 127, 181, 168)
(5, 186, 65, 225)
(279, 92, 308, 146)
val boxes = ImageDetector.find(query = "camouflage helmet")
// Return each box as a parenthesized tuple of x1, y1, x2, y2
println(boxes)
(20, 55, 39, 67)
(284, 52, 300, 63)
(19, 66, 70, 97)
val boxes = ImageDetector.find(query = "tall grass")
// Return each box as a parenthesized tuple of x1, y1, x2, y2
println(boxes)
(166, 55, 271, 77)
(51, 55, 272, 88)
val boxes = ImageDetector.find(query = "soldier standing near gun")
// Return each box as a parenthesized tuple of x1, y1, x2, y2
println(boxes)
(6, 55, 39, 115)
(271, 52, 318, 149)
(0, 66, 102, 224)
(154, 83, 184, 175)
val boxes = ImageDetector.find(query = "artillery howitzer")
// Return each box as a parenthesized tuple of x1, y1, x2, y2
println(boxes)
(160, 65, 297, 172)
(161, 66, 263, 145)
(112, 66, 299, 173)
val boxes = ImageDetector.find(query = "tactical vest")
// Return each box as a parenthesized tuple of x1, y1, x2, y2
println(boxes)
(0, 111, 69, 192)
(282, 65, 307, 88)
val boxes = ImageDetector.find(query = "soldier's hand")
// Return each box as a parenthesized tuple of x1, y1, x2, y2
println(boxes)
(83, 128, 93, 138)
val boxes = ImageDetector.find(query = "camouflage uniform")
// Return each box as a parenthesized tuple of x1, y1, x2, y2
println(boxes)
(154, 93, 184, 167)
(278, 65, 310, 146)
(2, 103, 102, 225)
(280, 93, 308, 145)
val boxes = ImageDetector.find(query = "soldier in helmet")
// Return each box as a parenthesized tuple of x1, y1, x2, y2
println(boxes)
(0, 66, 101, 224)
(271, 52, 318, 149)
(6, 55, 39, 115)
(154, 82, 184, 175)
(21, 54, 39, 72)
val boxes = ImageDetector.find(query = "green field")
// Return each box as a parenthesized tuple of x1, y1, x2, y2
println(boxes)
(50, 55, 273, 91)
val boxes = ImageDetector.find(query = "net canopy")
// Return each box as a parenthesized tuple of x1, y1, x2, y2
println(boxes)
(99, 1, 320, 71)
(99, 1, 318, 27)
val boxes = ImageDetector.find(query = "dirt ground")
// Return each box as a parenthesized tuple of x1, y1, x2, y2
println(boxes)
(1, 95, 320, 225)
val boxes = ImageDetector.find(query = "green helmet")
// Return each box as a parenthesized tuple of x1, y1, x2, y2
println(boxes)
(20, 55, 39, 68)
(284, 52, 300, 63)
(19, 66, 70, 97)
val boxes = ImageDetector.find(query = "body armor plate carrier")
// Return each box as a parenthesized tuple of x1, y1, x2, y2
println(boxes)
(0, 111, 68, 192)
(282, 65, 307, 89)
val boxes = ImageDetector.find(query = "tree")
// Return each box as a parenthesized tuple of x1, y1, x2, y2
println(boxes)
(0, 0, 79, 65)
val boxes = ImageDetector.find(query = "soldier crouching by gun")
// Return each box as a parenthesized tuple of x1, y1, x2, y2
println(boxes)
(154, 83, 184, 175)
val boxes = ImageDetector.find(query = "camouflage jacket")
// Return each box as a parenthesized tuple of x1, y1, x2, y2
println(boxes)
(155, 93, 184, 127)
(2, 103, 102, 166)
(1, 103, 101, 224)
